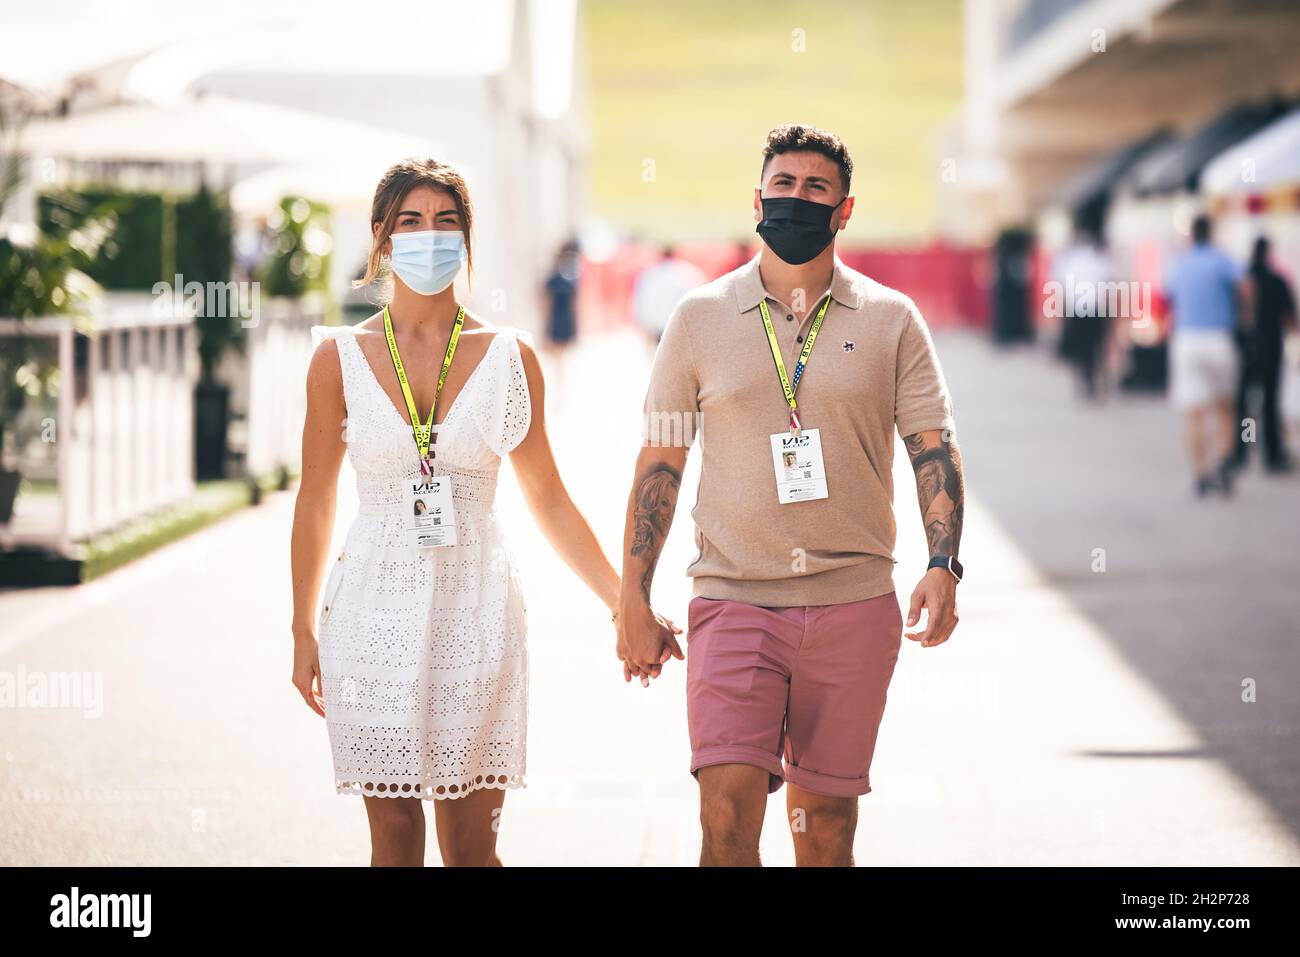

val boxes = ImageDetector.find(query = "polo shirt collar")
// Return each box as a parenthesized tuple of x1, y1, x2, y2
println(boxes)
(734, 252, 862, 313)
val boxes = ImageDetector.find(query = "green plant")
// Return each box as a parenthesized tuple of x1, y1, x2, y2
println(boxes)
(38, 183, 237, 382)
(39, 188, 152, 288)
(38, 184, 233, 291)
(181, 185, 239, 383)
(0, 99, 107, 469)
(256, 195, 332, 298)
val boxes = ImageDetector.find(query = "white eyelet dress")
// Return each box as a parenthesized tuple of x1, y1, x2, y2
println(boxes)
(310, 323, 532, 800)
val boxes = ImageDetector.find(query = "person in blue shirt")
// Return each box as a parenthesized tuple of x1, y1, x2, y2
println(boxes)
(1164, 215, 1249, 497)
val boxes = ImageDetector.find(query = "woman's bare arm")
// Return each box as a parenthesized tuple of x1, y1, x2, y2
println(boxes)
(289, 338, 348, 716)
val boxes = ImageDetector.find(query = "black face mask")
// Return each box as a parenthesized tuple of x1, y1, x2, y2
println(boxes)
(756, 195, 845, 265)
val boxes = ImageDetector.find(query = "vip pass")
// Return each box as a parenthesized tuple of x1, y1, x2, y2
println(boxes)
(384, 304, 464, 548)
(759, 294, 831, 504)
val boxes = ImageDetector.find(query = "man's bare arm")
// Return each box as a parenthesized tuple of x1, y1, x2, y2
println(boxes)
(617, 444, 688, 677)
(903, 429, 965, 559)
(902, 428, 964, 648)
(627, 450, 684, 601)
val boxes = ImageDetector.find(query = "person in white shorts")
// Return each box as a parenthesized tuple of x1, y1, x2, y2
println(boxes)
(1164, 215, 1248, 497)
(1171, 331, 1237, 408)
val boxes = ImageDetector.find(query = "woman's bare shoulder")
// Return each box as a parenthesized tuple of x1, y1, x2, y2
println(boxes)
(306, 336, 343, 394)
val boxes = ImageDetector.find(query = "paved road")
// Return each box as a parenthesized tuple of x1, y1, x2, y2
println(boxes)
(1, 328, 1297, 866)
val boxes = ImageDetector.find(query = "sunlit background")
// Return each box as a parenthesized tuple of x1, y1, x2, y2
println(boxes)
(2, 0, 1299, 866)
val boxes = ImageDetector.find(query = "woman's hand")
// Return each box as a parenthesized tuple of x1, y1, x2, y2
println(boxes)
(292, 629, 326, 717)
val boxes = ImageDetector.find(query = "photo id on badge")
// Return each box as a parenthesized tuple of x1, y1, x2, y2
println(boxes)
(406, 475, 458, 549)
(769, 428, 828, 504)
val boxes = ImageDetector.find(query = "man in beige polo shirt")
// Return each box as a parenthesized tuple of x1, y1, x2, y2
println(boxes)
(615, 124, 965, 867)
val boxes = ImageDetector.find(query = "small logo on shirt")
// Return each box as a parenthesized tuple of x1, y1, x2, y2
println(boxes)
(842, 339, 855, 352)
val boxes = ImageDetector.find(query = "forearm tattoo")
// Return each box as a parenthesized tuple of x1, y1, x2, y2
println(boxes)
(904, 432, 965, 559)
(630, 464, 681, 600)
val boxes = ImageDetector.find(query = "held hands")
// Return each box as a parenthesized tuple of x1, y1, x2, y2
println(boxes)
(905, 567, 959, 648)
(615, 601, 684, 688)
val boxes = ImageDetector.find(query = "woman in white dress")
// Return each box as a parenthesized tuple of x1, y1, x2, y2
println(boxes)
(288, 158, 659, 866)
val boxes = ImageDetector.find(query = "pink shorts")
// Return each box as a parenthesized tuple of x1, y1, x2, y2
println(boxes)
(685, 592, 903, 798)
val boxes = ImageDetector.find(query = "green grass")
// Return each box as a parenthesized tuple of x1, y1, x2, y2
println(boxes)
(20, 477, 58, 497)
(585, 0, 964, 244)
(78, 468, 297, 581)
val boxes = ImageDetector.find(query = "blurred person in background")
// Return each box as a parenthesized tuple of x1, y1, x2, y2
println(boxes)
(1053, 214, 1117, 400)
(234, 214, 271, 284)
(632, 245, 706, 349)
(540, 239, 582, 409)
(1165, 214, 1249, 497)
(1230, 236, 1296, 474)
(542, 238, 581, 353)
(617, 124, 963, 867)
(991, 227, 1035, 345)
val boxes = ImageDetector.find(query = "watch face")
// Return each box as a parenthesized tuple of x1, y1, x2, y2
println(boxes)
(929, 555, 962, 581)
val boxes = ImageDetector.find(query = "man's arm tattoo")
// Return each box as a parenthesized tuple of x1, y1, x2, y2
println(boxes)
(904, 431, 964, 559)
(630, 464, 681, 600)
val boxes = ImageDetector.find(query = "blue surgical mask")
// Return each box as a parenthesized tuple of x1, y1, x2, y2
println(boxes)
(389, 229, 466, 295)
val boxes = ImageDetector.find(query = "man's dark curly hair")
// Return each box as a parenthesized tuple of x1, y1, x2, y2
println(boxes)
(761, 124, 853, 194)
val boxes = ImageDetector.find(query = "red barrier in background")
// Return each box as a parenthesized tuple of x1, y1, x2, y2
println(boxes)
(575, 242, 991, 335)
(838, 244, 991, 331)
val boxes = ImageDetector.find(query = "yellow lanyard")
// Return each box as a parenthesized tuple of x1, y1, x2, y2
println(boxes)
(758, 293, 831, 436)
(383, 304, 464, 466)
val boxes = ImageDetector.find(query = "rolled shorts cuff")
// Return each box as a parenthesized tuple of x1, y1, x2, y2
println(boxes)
(783, 763, 872, 798)
(690, 745, 785, 793)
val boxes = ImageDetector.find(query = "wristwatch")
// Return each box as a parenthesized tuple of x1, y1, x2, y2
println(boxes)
(927, 554, 963, 583)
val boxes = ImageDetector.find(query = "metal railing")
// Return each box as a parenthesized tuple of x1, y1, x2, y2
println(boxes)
(0, 302, 197, 553)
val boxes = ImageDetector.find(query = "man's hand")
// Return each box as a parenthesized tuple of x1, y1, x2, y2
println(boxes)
(616, 600, 683, 687)
(905, 567, 959, 648)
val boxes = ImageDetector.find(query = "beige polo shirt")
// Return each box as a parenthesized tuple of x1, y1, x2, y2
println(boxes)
(642, 254, 955, 607)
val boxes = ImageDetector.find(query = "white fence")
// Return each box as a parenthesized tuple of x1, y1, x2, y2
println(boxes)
(0, 300, 197, 553)
(1, 292, 327, 556)
(225, 292, 325, 481)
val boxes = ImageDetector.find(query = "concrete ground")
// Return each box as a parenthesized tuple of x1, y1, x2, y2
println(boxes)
(1, 327, 1297, 866)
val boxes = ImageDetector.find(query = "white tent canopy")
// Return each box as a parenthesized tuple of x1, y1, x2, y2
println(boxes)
(19, 93, 433, 166)
(1202, 106, 1300, 196)
(227, 153, 464, 216)
(0, 11, 210, 101)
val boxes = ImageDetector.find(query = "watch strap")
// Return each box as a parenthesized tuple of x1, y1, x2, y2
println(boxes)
(927, 554, 963, 582)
